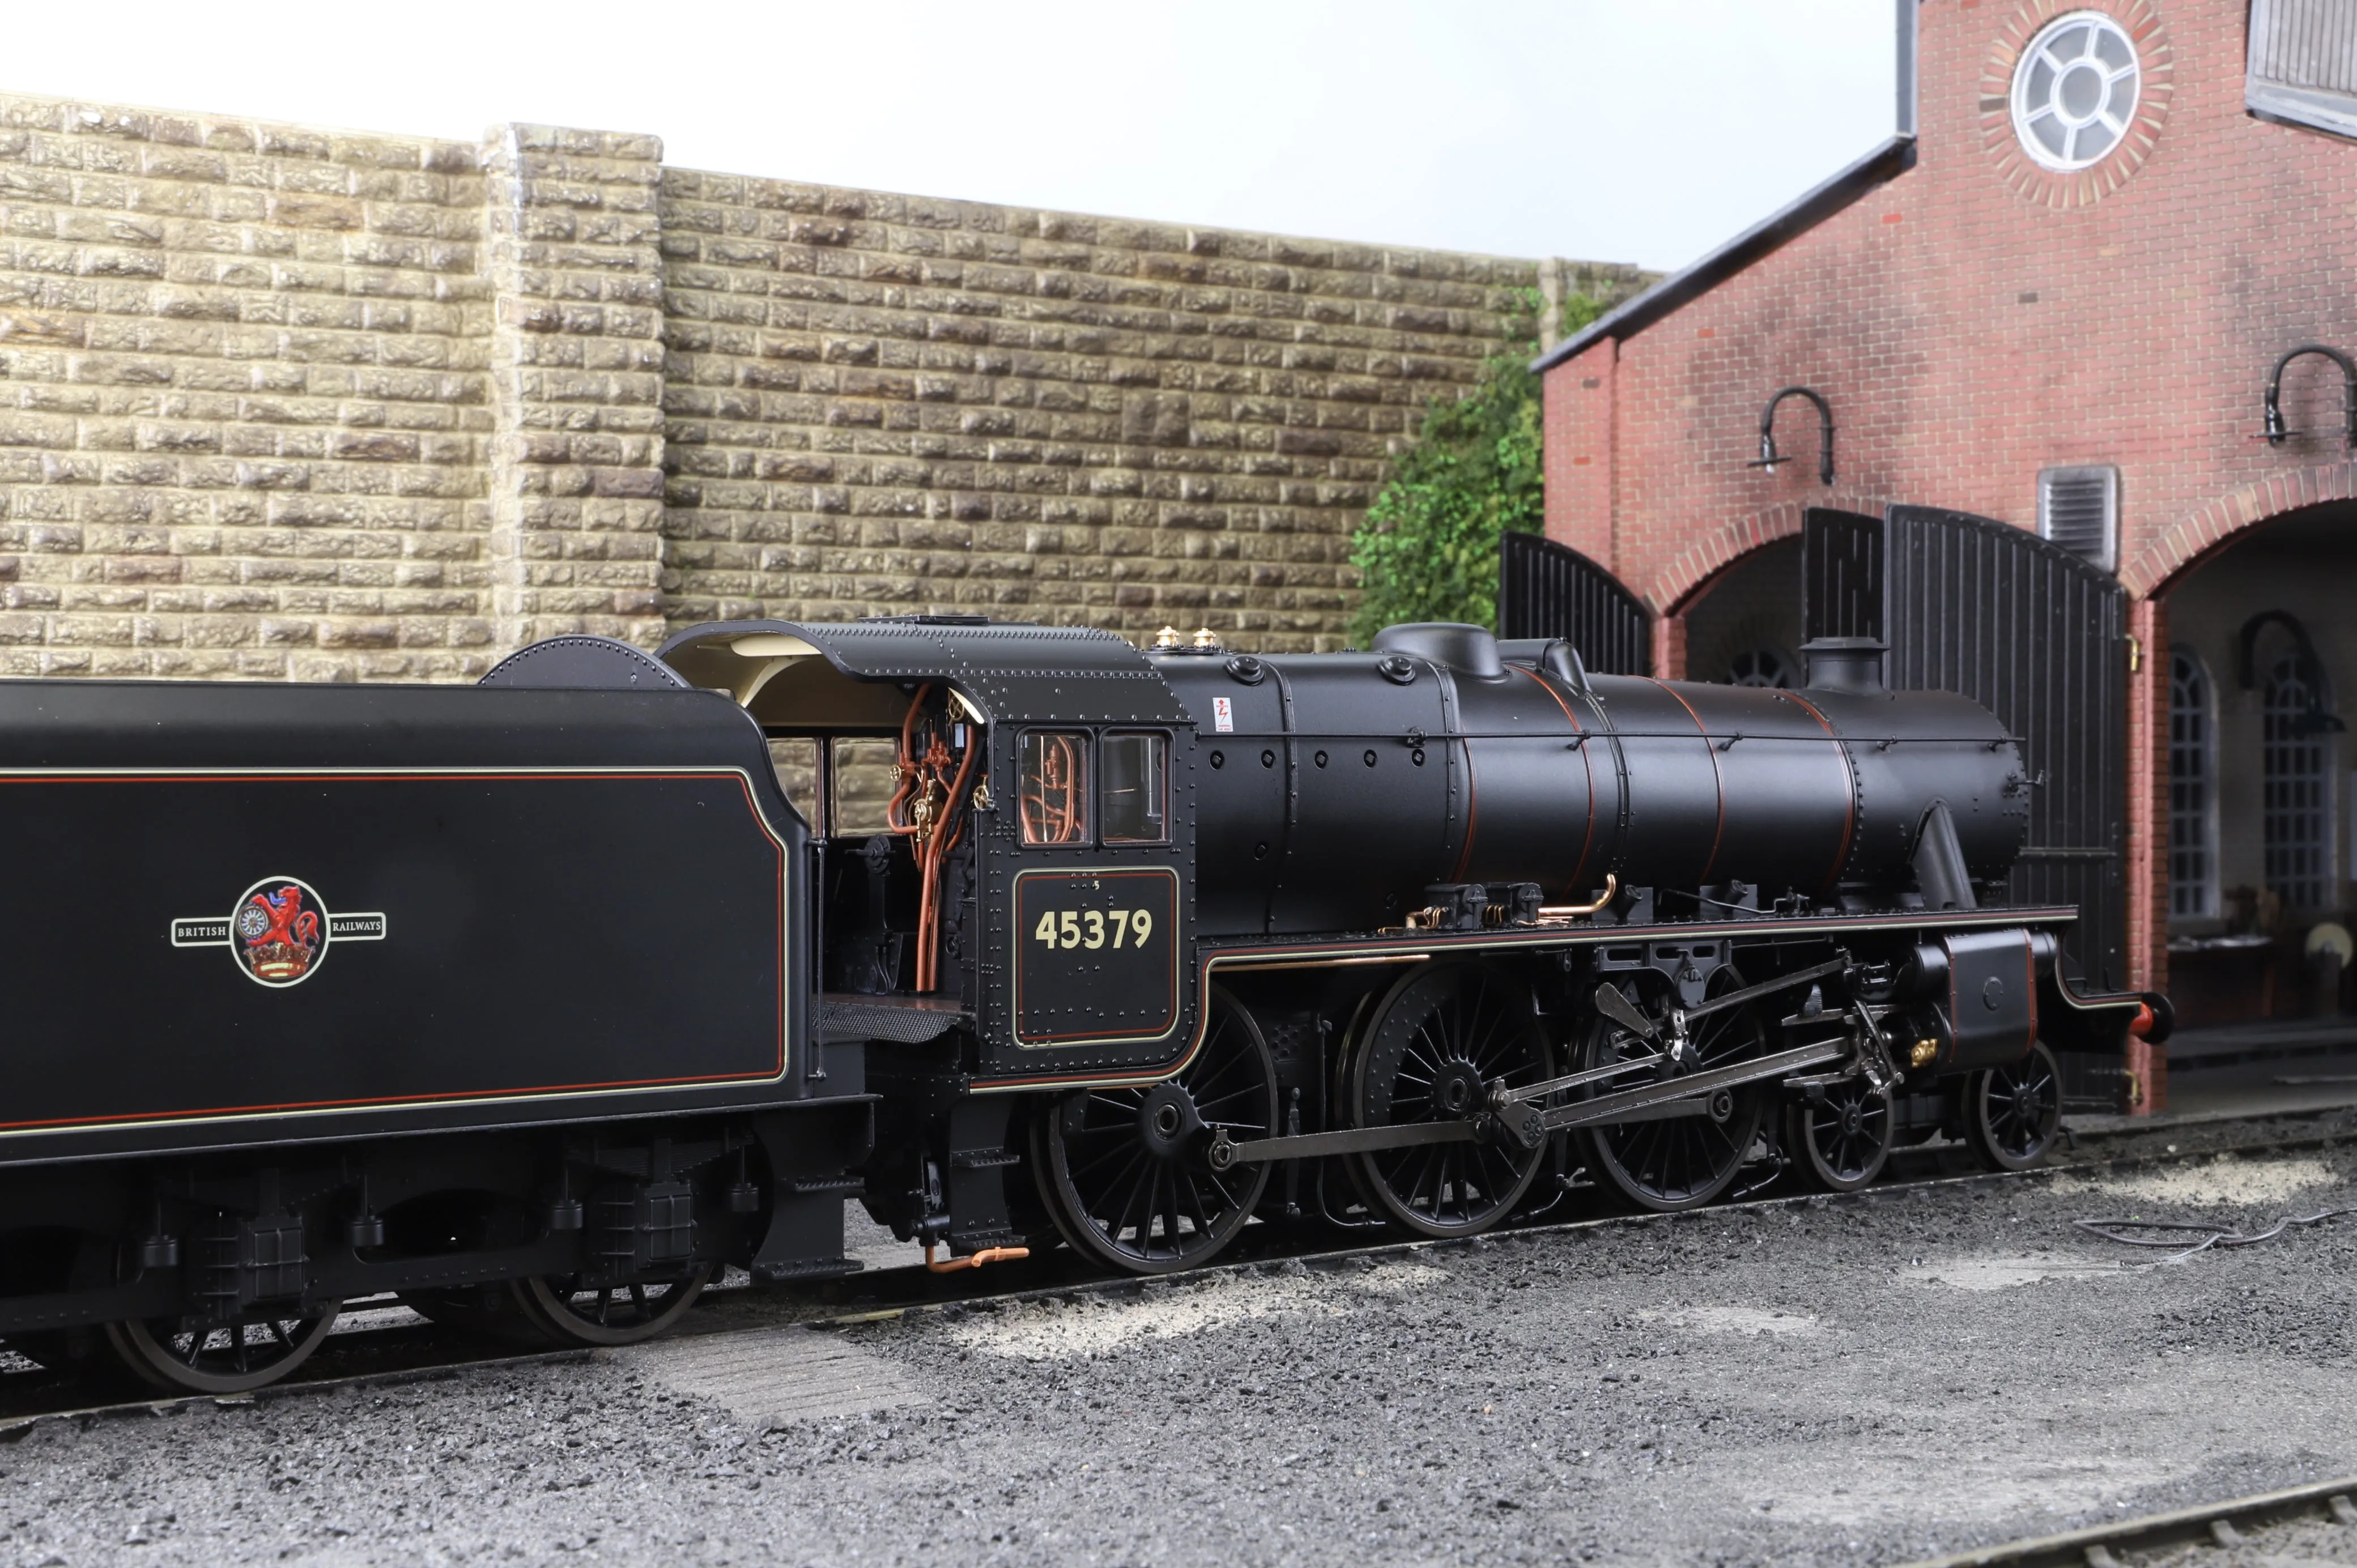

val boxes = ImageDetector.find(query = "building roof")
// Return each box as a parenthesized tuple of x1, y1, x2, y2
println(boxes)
(1533, 134, 1918, 373)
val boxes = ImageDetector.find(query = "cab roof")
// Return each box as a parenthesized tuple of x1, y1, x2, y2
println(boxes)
(656, 617, 1191, 731)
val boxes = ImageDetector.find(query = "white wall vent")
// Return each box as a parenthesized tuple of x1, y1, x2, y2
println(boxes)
(2249, 0, 2357, 141)
(2037, 465, 2119, 573)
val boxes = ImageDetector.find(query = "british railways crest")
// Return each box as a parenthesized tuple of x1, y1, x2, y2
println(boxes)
(171, 877, 388, 988)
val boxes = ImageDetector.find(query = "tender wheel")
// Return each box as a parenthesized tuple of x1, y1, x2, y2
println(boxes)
(1574, 968, 1768, 1212)
(1964, 1039, 2062, 1172)
(512, 1261, 714, 1347)
(1348, 960, 1553, 1238)
(1038, 985, 1278, 1275)
(1788, 1075, 1892, 1192)
(105, 1309, 340, 1395)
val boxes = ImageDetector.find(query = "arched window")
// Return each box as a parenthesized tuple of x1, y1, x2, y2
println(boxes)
(2168, 650, 2216, 919)
(2262, 654, 2335, 913)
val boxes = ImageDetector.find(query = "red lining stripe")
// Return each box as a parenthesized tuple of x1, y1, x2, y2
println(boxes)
(0, 770, 743, 785)
(1449, 736, 1480, 883)
(1779, 691, 1858, 896)
(969, 905, 2090, 1091)
(1648, 681, 1725, 883)
(0, 768, 789, 1132)
(2024, 938, 2039, 1046)
(0, 1067, 776, 1134)
(1010, 868, 1181, 1045)
(1510, 666, 1599, 890)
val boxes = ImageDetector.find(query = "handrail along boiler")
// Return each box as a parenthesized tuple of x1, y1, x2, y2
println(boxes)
(0, 617, 2159, 1388)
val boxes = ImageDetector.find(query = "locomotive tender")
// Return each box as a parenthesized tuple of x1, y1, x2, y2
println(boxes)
(0, 616, 2157, 1392)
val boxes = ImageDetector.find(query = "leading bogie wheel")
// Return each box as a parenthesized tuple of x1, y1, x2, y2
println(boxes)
(511, 1261, 715, 1347)
(105, 1309, 341, 1395)
(1348, 960, 1554, 1238)
(1573, 968, 1768, 1213)
(1964, 1039, 2062, 1172)
(1037, 985, 1278, 1275)
(1787, 1074, 1892, 1192)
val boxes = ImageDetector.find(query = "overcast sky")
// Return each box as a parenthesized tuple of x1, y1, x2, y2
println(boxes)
(8, 1, 1901, 274)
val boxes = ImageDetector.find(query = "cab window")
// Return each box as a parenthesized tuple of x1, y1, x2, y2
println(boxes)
(1019, 730, 1090, 845)
(1101, 732, 1168, 844)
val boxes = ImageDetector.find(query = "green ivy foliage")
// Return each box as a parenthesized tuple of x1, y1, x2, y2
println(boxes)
(1346, 288, 1606, 645)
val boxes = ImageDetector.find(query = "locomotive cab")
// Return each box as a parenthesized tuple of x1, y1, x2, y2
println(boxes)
(660, 617, 1210, 1256)
(661, 619, 1202, 1071)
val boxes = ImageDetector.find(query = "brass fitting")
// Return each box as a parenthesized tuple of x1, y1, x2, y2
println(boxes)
(1192, 625, 1220, 650)
(1909, 1038, 1938, 1070)
(1154, 625, 1181, 650)
(1537, 874, 1620, 921)
(925, 1244, 1031, 1273)
(909, 779, 940, 843)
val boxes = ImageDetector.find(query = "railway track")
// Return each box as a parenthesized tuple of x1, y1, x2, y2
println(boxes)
(0, 1100, 2344, 1449)
(1903, 1474, 2357, 1566)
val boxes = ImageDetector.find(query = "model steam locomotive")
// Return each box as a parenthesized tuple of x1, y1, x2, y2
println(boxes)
(0, 617, 2158, 1393)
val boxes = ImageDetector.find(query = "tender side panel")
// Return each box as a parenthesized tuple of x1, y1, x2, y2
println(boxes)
(0, 770, 788, 1137)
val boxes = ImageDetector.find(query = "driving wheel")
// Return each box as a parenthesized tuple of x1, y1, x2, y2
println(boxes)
(1348, 960, 1553, 1238)
(1037, 985, 1277, 1274)
(1573, 968, 1768, 1212)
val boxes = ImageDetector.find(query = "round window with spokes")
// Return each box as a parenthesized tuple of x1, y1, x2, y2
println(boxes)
(2011, 11, 2141, 173)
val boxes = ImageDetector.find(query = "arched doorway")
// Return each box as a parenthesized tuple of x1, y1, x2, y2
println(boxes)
(1677, 536, 1805, 688)
(2146, 500, 2356, 1083)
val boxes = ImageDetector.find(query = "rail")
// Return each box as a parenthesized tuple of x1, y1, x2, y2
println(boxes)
(1897, 1473, 2357, 1567)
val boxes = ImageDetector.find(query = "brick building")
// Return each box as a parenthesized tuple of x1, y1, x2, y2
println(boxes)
(1536, 0, 2357, 1103)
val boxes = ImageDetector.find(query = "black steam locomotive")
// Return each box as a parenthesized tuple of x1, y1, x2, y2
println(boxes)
(0, 617, 2157, 1393)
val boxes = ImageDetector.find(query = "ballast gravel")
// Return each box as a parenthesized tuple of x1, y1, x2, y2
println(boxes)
(3, 1134, 2356, 1566)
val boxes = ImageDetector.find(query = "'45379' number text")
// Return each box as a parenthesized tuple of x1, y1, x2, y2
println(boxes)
(1031, 909, 1154, 950)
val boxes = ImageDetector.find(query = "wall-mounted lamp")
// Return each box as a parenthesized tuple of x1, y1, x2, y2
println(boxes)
(1747, 386, 1834, 485)
(2238, 608, 2346, 735)
(2261, 344, 2357, 449)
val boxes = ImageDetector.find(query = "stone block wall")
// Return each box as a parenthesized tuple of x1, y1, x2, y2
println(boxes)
(0, 96, 493, 680)
(0, 88, 1625, 677)
(656, 172, 1593, 649)
(485, 126, 669, 651)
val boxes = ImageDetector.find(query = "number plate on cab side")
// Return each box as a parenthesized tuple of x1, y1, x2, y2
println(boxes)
(1011, 867, 1180, 1048)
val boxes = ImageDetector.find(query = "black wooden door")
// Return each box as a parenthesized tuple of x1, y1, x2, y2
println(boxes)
(1497, 531, 1652, 675)
(1804, 505, 2129, 991)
